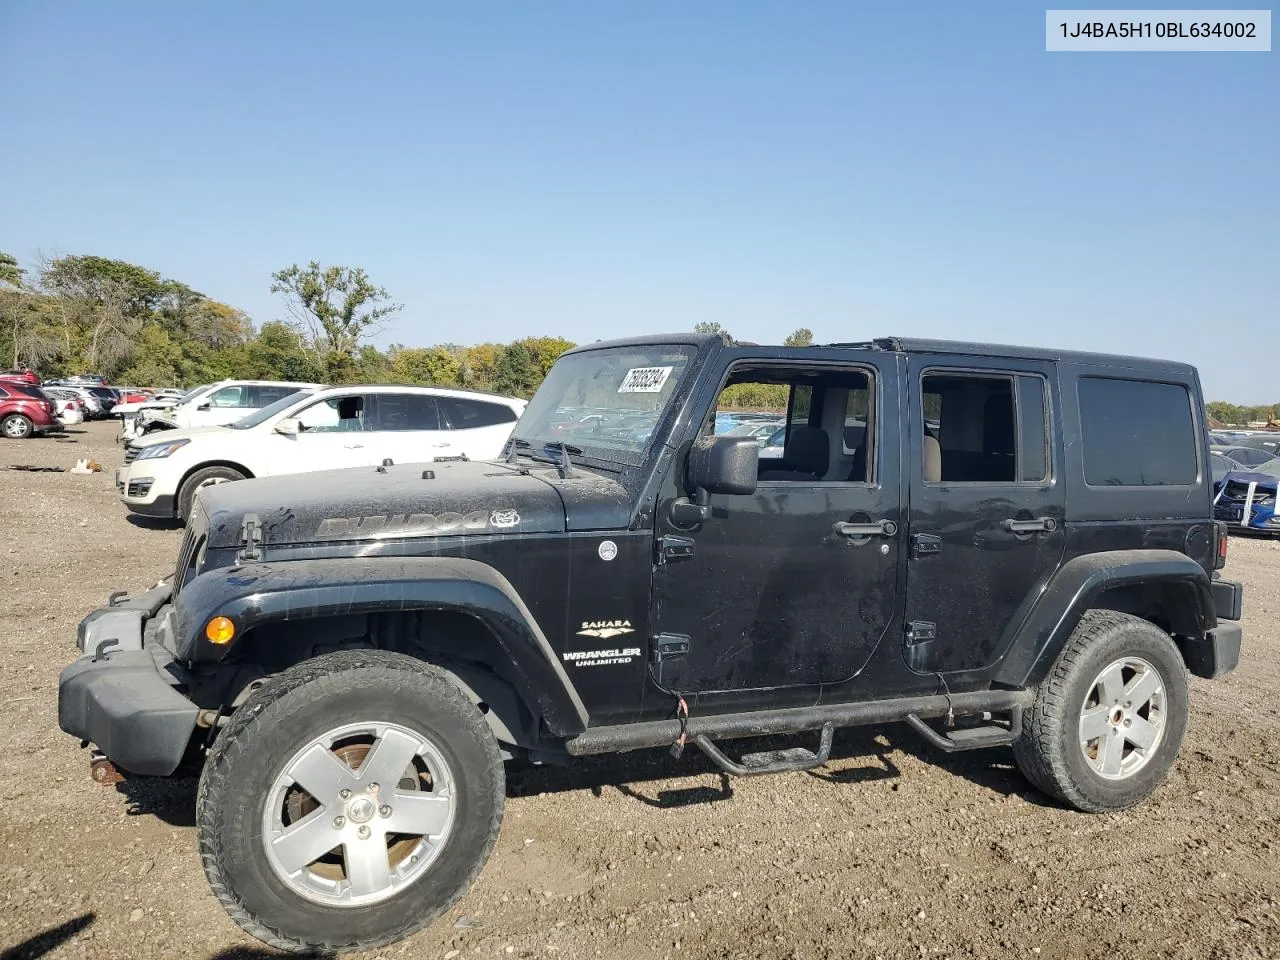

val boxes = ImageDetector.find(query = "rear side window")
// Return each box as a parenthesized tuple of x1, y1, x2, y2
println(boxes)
(1078, 377, 1197, 486)
(440, 397, 518, 429)
(253, 385, 297, 406)
(374, 393, 442, 431)
(207, 385, 249, 408)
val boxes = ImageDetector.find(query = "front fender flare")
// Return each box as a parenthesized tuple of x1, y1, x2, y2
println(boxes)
(175, 556, 589, 736)
(993, 549, 1214, 688)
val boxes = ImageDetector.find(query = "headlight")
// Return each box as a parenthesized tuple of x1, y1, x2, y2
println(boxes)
(135, 439, 190, 460)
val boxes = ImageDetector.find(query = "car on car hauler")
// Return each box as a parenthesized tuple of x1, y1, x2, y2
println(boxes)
(59, 333, 1243, 954)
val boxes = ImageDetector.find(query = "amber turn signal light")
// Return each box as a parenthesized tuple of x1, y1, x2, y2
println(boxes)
(205, 616, 235, 645)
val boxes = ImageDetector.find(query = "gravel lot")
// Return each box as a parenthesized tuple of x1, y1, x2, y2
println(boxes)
(2, 421, 1278, 960)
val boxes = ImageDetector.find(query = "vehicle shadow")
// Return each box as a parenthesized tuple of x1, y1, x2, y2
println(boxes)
(115, 724, 1056, 827)
(116, 775, 198, 827)
(125, 514, 182, 531)
(208, 948, 331, 959)
(0, 912, 95, 960)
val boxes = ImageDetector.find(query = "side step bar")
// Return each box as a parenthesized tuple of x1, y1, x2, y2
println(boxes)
(695, 724, 834, 776)
(904, 707, 1023, 752)
(565, 688, 1033, 757)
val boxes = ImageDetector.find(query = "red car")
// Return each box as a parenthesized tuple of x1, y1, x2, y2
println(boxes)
(0, 382, 59, 438)
(0, 369, 41, 387)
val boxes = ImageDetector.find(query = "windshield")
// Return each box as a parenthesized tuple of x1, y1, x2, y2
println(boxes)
(1245, 458, 1280, 478)
(513, 345, 696, 463)
(229, 390, 317, 430)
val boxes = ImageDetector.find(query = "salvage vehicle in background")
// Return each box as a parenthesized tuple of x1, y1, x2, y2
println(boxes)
(43, 385, 107, 419)
(123, 379, 321, 440)
(1210, 444, 1276, 470)
(0, 381, 59, 438)
(116, 384, 525, 520)
(1214, 459, 1280, 535)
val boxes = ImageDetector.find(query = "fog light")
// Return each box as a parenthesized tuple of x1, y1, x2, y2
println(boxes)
(205, 616, 235, 645)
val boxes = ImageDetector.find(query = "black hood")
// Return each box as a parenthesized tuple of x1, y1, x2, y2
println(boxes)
(199, 458, 632, 550)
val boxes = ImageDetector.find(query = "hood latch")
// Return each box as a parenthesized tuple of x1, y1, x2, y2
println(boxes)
(238, 513, 263, 562)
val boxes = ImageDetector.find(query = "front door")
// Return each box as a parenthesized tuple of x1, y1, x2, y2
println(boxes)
(267, 392, 377, 475)
(652, 350, 902, 699)
(903, 359, 1066, 675)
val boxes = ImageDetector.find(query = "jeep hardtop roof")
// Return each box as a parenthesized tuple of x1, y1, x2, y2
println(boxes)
(565, 333, 1193, 376)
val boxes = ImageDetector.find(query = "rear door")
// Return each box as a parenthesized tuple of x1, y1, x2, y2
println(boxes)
(903, 358, 1066, 675)
(368, 392, 454, 463)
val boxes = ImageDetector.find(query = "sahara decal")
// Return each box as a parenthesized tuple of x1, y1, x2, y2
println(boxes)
(562, 646, 642, 667)
(314, 509, 517, 539)
(576, 619, 634, 639)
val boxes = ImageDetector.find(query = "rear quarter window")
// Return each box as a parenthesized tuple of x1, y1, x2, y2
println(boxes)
(440, 397, 518, 429)
(1078, 377, 1197, 486)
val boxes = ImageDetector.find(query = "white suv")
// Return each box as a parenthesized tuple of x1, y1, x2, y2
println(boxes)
(116, 385, 526, 520)
(121, 380, 322, 439)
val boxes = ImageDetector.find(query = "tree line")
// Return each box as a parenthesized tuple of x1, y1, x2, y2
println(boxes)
(0, 252, 575, 397)
(1, 251, 1268, 417)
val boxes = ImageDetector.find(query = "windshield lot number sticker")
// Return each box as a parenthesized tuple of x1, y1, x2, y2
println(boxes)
(618, 366, 673, 393)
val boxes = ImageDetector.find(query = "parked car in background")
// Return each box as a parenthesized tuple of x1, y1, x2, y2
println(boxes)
(43, 385, 107, 419)
(1214, 459, 1280, 535)
(0, 368, 41, 387)
(1234, 434, 1280, 459)
(116, 384, 526, 520)
(125, 379, 323, 439)
(50, 394, 85, 425)
(1210, 444, 1276, 470)
(0, 382, 59, 438)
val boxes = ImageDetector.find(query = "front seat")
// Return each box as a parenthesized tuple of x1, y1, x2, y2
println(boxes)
(759, 425, 830, 481)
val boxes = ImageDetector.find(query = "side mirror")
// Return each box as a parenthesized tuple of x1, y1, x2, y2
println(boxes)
(274, 417, 300, 436)
(688, 435, 759, 496)
(671, 436, 758, 526)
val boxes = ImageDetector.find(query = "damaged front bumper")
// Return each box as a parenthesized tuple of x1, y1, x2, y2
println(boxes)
(58, 584, 200, 776)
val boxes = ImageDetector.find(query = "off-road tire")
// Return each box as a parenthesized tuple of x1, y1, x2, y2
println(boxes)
(2, 414, 33, 439)
(197, 650, 505, 955)
(1013, 610, 1190, 813)
(177, 465, 245, 520)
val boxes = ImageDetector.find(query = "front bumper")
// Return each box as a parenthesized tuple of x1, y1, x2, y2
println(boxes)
(59, 585, 199, 776)
(116, 463, 177, 518)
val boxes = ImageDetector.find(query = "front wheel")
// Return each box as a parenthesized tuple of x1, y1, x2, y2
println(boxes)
(177, 465, 245, 520)
(2, 414, 33, 439)
(1013, 610, 1190, 813)
(197, 651, 505, 954)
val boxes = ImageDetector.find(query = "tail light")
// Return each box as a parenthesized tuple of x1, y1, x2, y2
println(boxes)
(1214, 520, 1229, 569)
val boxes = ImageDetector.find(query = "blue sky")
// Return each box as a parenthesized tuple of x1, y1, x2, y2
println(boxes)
(1, 2, 1275, 400)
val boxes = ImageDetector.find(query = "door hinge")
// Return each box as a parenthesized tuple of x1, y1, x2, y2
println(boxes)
(238, 513, 263, 562)
(653, 633, 691, 662)
(906, 620, 936, 644)
(656, 535, 695, 565)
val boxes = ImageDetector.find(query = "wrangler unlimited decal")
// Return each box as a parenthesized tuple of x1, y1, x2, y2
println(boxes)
(562, 646, 642, 667)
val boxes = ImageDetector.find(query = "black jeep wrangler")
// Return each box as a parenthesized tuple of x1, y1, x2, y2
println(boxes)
(60, 334, 1243, 953)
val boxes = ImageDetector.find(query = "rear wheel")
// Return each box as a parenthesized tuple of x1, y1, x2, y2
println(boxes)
(2, 414, 33, 439)
(197, 651, 504, 954)
(1013, 610, 1190, 812)
(177, 465, 245, 520)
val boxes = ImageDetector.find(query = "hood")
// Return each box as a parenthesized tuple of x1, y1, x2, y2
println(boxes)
(199, 458, 587, 550)
(130, 424, 228, 446)
(1220, 470, 1279, 490)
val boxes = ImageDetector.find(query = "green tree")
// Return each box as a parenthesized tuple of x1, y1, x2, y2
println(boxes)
(522, 336, 577, 376)
(390, 346, 461, 386)
(784, 327, 814, 347)
(694, 320, 733, 342)
(241, 321, 324, 382)
(493, 341, 539, 396)
(0, 252, 23, 289)
(270, 262, 402, 378)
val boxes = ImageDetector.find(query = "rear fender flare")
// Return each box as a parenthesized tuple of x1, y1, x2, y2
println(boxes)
(993, 549, 1214, 688)
(175, 556, 589, 736)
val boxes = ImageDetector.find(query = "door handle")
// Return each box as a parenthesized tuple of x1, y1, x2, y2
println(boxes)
(1004, 517, 1058, 533)
(344, 443, 364, 449)
(833, 519, 898, 538)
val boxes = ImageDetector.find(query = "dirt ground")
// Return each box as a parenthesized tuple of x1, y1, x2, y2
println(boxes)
(2, 420, 1278, 960)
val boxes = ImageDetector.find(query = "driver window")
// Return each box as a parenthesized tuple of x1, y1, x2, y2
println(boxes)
(710, 365, 874, 483)
(295, 395, 366, 433)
